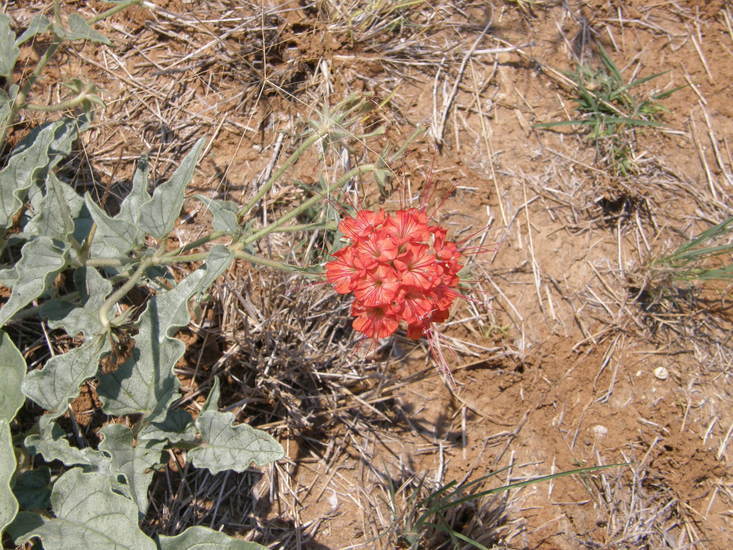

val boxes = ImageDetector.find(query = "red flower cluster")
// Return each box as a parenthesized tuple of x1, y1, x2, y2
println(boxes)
(326, 208, 463, 339)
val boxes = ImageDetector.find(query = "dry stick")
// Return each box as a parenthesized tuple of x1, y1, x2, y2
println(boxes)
(725, 7, 733, 42)
(469, 59, 507, 226)
(684, 72, 707, 105)
(717, 421, 733, 461)
(522, 180, 544, 313)
(257, 132, 286, 229)
(689, 114, 717, 201)
(432, 20, 493, 150)
(691, 20, 714, 83)
(77, 54, 256, 133)
(700, 102, 733, 185)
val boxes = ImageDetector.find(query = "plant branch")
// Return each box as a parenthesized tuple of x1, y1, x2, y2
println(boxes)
(98, 257, 152, 329)
(237, 128, 330, 219)
(241, 164, 379, 246)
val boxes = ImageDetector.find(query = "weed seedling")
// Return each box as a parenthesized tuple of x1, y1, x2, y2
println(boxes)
(537, 45, 682, 175)
(379, 463, 623, 549)
(653, 215, 733, 282)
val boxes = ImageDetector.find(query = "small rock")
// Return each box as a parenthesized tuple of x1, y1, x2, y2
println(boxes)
(653, 367, 669, 380)
(592, 424, 608, 438)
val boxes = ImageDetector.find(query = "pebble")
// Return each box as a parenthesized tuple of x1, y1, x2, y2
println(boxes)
(592, 424, 608, 438)
(653, 366, 669, 380)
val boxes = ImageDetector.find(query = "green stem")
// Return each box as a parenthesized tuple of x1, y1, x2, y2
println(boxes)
(242, 163, 378, 246)
(88, 0, 141, 24)
(237, 128, 330, 219)
(159, 230, 228, 259)
(234, 250, 317, 274)
(154, 248, 316, 276)
(98, 257, 152, 329)
(0, 0, 142, 144)
(85, 257, 129, 268)
(269, 221, 335, 233)
(0, 41, 61, 144)
(25, 92, 94, 112)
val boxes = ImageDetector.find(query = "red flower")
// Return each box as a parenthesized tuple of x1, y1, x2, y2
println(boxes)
(394, 244, 439, 289)
(326, 208, 463, 340)
(359, 234, 399, 265)
(353, 264, 400, 306)
(352, 304, 399, 339)
(392, 286, 433, 324)
(383, 208, 430, 245)
(325, 247, 366, 293)
(338, 209, 386, 242)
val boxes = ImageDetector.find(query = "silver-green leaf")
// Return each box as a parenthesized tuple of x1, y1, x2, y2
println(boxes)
(195, 195, 241, 234)
(138, 408, 196, 445)
(117, 156, 151, 225)
(0, 331, 24, 534)
(0, 420, 18, 534)
(25, 419, 110, 473)
(139, 138, 205, 239)
(188, 411, 283, 474)
(15, 15, 51, 46)
(10, 468, 156, 550)
(43, 267, 112, 338)
(201, 376, 220, 414)
(0, 14, 19, 79)
(22, 334, 109, 419)
(85, 192, 142, 258)
(98, 246, 233, 418)
(157, 526, 267, 550)
(0, 87, 14, 135)
(0, 236, 66, 328)
(23, 173, 86, 243)
(0, 330, 25, 421)
(53, 13, 111, 45)
(0, 118, 78, 229)
(99, 424, 165, 515)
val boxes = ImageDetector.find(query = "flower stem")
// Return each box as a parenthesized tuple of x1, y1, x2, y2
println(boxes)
(241, 164, 379, 246)
(237, 128, 330, 219)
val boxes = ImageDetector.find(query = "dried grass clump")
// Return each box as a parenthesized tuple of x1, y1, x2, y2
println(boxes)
(576, 463, 693, 549)
(194, 263, 392, 437)
(359, 464, 512, 550)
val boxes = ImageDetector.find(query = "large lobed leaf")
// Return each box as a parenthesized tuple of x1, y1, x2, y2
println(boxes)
(52, 13, 110, 45)
(22, 334, 110, 419)
(188, 410, 284, 474)
(0, 330, 25, 421)
(24, 418, 110, 473)
(139, 138, 205, 239)
(98, 246, 233, 418)
(0, 118, 79, 230)
(195, 195, 242, 234)
(15, 15, 51, 47)
(85, 192, 144, 259)
(0, 332, 27, 534)
(138, 407, 196, 445)
(24, 173, 89, 244)
(99, 424, 165, 515)
(9, 468, 156, 550)
(0, 14, 19, 79)
(0, 236, 67, 328)
(42, 266, 113, 338)
(0, 421, 17, 534)
(158, 526, 268, 550)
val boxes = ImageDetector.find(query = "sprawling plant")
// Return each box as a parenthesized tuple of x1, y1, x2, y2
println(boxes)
(0, 4, 388, 548)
